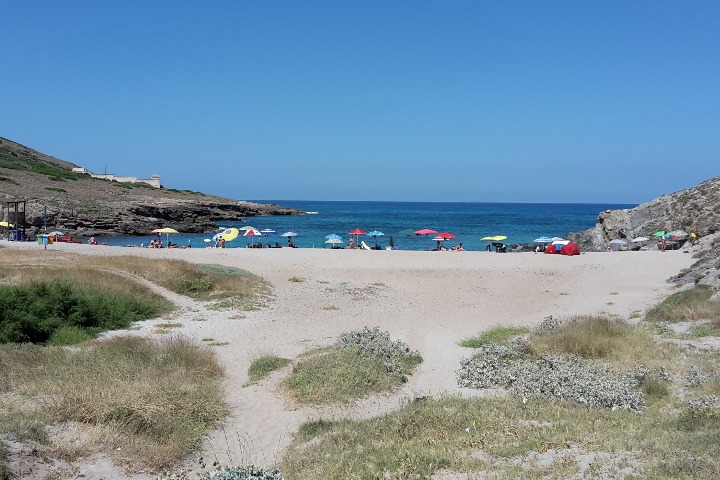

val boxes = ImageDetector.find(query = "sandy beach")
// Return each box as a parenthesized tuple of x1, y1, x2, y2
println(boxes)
(1, 241, 696, 477)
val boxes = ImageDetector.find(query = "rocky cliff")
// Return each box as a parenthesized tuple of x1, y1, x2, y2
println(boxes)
(567, 176, 720, 293)
(0, 137, 303, 236)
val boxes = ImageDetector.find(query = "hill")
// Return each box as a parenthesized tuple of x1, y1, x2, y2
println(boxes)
(0, 137, 302, 236)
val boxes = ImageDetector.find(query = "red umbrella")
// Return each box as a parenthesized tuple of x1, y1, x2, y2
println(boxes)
(415, 228, 438, 236)
(348, 228, 366, 246)
(437, 232, 455, 239)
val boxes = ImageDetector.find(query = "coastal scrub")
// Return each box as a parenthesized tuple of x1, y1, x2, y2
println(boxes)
(284, 327, 422, 404)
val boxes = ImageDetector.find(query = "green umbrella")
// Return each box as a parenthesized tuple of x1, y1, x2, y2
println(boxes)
(652, 231, 667, 237)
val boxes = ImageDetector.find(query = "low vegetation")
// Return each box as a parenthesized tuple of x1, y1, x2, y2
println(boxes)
(459, 325, 530, 348)
(0, 336, 227, 471)
(284, 327, 422, 404)
(284, 314, 720, 478)
(0, 279, 169, 345)
(646, 284, 720, 323)
(247, 355, 291, 385)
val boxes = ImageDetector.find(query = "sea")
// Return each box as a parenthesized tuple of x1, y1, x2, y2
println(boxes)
(96, 200, 636, 251)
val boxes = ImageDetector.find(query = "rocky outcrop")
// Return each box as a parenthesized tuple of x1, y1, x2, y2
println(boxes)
(0, 137, 303, 236)
(567, 176, 720, 293)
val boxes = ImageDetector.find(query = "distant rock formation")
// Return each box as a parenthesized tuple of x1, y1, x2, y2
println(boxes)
(567, 176, 720, 293)
(0, 137, 303, 237)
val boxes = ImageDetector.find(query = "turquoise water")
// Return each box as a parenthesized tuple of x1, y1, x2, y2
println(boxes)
(95, 200, 634, 251)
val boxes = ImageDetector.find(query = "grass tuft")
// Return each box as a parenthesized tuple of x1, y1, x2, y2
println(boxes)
(531, 315, 656, 364)
(460, 326, 530, 348)
(645, 285, 720, 323)
(246, 355, 291, 385)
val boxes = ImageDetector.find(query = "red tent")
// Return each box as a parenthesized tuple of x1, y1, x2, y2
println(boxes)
(544, 241, 581, 256)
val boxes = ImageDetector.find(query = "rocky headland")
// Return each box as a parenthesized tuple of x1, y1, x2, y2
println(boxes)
(0, 137, 303, 236)
(567, 176, 720, 293)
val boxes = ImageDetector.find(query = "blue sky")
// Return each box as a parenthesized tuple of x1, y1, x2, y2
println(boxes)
(2, 1, 718, 204)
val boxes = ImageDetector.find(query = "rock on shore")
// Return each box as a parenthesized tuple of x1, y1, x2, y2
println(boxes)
(567, 176, 720, 293)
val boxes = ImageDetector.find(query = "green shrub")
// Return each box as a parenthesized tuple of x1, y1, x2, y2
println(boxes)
(0, 279, 165, 345)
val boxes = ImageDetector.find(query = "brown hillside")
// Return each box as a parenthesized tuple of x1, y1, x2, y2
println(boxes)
(0, 137, 302, 236)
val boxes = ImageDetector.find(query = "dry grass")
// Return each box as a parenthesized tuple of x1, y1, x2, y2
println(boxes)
(0, 250, 269, 310)
(646, 285, 720, 323)
(531, 315, 662, 367)
(0, 336, 227, 471)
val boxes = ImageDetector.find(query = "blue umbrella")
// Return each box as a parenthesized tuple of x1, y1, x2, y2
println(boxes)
(367, 230, 385, 237)
(261, 229, 276, 236)
(325, 234, 342, 240)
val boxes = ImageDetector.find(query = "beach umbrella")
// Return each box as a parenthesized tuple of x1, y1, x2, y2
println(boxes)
(152, 227, 178, 244)
(49, 231, 64, 237)
(367, 230, 384, 238)
(632, 237, 649, 243)
(609, 239, 628, 244)
(325, 234, 342, 240)
(533, 237, 554, 243)
(432, 236, 449, 241)
(243, 228, 262, 247)
(325, 238, 344, 247)
(437, 232, 455, 239)
(481, 235, 507, 241)
(348, 228, 366, 244)
(652, 231, 667, 237)
(280, 232, 298, 237)
(398, 229, 415, 238)
(220, 228, 240, 241)
(260, 229, 276, 236)
(415, 228, 438, 236)
(0, 221, 13, 227)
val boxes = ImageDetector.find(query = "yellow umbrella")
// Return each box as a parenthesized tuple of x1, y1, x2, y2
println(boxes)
(219, 228, 239, 242)
(151, 227, 178, 244)
(480, 235, 507, 241)
(0, 221, 13, 227)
